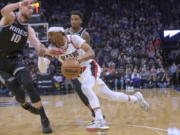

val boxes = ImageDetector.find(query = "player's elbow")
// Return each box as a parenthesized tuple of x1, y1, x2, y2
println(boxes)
(0, 6, 9, 16)
(1, 8, 14, 22)
(1, 8, 6, 16)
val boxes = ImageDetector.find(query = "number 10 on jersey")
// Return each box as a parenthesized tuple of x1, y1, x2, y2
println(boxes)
(10, 33, 22, 43)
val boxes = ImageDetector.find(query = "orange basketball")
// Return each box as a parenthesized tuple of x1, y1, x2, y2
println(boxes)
(61, 59, 81, 79)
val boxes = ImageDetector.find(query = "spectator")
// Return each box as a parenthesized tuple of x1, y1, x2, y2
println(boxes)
(148, 67, 157, 88)
(53, 72, 64, 91)
(131, 68, 141, 88)
(157, 68, 170, 89)
(172, 65, 180, 90)
(169, 62, 177, 75)
(140, 67, 150, 88)
(124, 69, 133, 91)
(114, 68, 125, 91)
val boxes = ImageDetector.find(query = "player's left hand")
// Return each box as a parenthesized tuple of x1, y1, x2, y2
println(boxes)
(46, 48, 65, 56)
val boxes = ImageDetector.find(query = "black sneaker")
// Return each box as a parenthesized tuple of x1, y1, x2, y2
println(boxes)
(21, 102, 39, 115)
(41, 118, 53, 134)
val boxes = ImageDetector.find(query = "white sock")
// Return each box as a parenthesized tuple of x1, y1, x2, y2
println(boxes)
(94, 109, 103, 120)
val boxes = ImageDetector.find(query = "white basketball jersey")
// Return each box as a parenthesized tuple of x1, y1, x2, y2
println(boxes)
(55, 35, 92, 67)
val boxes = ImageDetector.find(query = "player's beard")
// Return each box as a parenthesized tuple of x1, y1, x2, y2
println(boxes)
(72, 25, 80, 31)
(22, 13, 32, 21)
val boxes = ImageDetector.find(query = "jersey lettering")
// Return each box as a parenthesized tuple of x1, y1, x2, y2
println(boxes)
(9, 25, 28, 36)
(0, 19, 28, 53)
(10, 33, 22, 43)
(60, 50, 79, 61)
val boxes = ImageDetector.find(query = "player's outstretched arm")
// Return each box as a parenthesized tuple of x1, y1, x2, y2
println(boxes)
(0, 2, 19, 24)
(71, 35, 95, 63)
(28, 26, 47, 56)
(28, 26, 64, 56)
(0, 0, 33, 25)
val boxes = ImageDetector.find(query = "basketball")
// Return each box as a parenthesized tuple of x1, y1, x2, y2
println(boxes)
(61, 58, 81, 79)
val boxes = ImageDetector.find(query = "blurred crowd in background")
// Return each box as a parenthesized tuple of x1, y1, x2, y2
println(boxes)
(0, 0, 179, 95)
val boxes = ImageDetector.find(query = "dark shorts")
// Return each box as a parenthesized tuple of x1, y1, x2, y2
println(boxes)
(0, 56, 25, 85)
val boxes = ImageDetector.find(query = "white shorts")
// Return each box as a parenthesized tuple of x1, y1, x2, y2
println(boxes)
(78, 60, 103, 87)
(76, 60, 103, 108)
(77, 60, 133, 105)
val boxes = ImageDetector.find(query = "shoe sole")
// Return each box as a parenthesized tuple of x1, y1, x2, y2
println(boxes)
(86, 127, 109, 133)
(42, 128, 53, 134)
(86, 128, 100, 133)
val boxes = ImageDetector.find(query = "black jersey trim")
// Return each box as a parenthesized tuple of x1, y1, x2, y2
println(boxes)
(17, 18, 29, 26)
(69, 27, 83, 35)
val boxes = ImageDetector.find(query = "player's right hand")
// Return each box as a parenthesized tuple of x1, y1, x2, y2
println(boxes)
(46, 48, 65, 56)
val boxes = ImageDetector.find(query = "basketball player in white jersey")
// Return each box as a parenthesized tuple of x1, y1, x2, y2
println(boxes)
(38, 27, 150, 131)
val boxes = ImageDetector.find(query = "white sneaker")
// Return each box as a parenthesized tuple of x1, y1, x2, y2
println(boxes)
(134, 92, 150, 112)
(86, 119, 109, 132)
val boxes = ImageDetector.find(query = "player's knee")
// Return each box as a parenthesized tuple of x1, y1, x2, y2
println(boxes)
(15, 69, 41, 103)
(16, 69, 34, 91)
(6, 78, 26, 103)
(15, 89, 26, 103)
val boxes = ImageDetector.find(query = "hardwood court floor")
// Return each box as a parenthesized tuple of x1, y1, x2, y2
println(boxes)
(0, 88, 180, 135)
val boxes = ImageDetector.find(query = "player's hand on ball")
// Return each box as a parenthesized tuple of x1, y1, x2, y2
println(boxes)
(61, 58, 81, 79)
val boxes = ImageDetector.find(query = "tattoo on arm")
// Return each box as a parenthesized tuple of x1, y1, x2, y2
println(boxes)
(83, 31, 90, 45)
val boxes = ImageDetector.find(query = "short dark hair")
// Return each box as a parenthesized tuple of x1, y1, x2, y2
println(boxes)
(70, 10, 83, 20)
